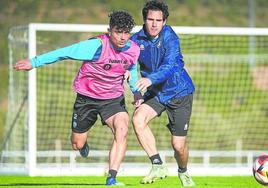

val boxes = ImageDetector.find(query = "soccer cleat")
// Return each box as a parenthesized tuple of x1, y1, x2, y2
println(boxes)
(178, 171, 195, 187)
(79, 142, 89, 158)
(106, 178, 125, 186)
(140, 164, 168, 184)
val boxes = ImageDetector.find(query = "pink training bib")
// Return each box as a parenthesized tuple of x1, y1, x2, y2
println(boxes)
(73, 34, 139, 99)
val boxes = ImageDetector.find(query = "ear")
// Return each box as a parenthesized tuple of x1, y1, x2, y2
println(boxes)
(163, 20, 167, 26)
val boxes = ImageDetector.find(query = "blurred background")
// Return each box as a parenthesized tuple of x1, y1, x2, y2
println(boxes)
(1, 0, 268, 130)
(0, 0, 268, 163)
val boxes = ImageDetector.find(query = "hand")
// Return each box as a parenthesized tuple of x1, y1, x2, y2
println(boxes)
(124, 70, 131, 82)
(13, 59, 33, 71)
(133, 92, 144, 107)
(135, 78, 152, 92)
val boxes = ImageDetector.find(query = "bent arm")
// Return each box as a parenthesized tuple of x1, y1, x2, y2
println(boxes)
(148, 35, 183, 85)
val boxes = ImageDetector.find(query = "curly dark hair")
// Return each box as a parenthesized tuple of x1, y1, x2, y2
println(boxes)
(142, 0, 169, 21)
(108, 10, 135, 33)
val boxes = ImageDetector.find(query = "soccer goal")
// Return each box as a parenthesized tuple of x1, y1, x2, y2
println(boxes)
(2, 23, 268, 176)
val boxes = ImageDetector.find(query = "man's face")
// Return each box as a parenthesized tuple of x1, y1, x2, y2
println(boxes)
(144, 10, 166, 38)
(109, 27, 131, 48)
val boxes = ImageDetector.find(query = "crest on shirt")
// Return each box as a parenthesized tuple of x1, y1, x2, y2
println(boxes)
(157, 41, 161, 48)
(103, 64, 112, 70)
(140, 44, 145, 50)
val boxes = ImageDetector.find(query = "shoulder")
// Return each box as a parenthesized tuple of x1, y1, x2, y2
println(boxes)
(95, 34, 108, 40)
(130, 32, 139, 42)
(131, 28, 147, 43)
(161, 25, 178, 39)
(160, 25, 180, 46)
(81, 36, 102, 48)
(93, 34, 109, 45)
(130, 39, 139, 49)
(128, 40, 140, 57)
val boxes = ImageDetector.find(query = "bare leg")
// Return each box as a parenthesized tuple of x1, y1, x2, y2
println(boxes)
(133, 104, 168, 184)
(71, 132, 88, 150)
(132, 104, 158, 157)
(172, 135, 195, 186)
(105, 112, 129, 171)
(172, 135, 188, 169)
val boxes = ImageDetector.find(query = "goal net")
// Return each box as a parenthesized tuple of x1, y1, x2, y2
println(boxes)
(1, 24, 268, 176)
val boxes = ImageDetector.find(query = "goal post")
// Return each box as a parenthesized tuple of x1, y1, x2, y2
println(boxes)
(28, 24, 37, 176)
(2, 23, 268, 176)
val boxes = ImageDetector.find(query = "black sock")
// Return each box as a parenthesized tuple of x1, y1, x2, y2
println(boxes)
(149, 154, 163, 165)
(107, 169, 117, 179)
(178, 166, 187, 173)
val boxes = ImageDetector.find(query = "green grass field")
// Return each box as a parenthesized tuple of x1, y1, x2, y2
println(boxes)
(0, 176, 264, 188)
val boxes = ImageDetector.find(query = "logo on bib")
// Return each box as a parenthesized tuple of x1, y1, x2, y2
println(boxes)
(103, 64, 112, 70)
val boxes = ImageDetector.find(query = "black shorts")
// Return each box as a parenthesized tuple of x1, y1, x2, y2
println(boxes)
(144, 94, 193, 136)
(71, 93, 127, 133)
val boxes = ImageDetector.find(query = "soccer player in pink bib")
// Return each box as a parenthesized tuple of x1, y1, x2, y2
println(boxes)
(14, 10, 142, 186)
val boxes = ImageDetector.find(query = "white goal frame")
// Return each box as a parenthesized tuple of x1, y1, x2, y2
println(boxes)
(4, 23, 268, 176)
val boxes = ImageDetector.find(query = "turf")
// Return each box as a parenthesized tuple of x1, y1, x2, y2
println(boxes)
(0, 176, 264, 188)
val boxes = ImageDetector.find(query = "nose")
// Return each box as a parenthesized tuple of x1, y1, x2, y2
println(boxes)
(152, 20, 157, 27)
(120, 33, 128, 40)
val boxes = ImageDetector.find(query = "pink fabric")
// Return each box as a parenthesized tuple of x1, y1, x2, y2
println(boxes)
(73, 34, 139, 99)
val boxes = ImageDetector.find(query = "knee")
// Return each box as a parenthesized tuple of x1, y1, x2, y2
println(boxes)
(172, 141, 186, 154)
(70, 132, 88, 150)
(132, 113, 146, 133)
(71, 140, 85, 150)
(119, 125, 128, 137)
(115, 125, 128, 141)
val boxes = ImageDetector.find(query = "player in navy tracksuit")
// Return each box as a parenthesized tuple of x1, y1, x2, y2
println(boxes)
(131, 0, 195, 186)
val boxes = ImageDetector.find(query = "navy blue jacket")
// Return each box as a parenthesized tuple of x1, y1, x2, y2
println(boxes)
(131, 25, 195, 104)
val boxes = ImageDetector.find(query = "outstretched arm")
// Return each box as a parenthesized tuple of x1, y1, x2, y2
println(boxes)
(14, 38, 101, 70)
(14, 59, 33, 71)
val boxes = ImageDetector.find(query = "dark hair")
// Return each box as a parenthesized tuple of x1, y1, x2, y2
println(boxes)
(142, 0, 169, 21)
(109, 10, 135, 32)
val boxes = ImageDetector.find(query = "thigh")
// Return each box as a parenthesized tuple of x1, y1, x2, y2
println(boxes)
(71, 93, 98, 133)
(71, 131, 88, 147)
(143, 96, 166, 117)
(105, 112, 129, 133)
(166, 94, 193, 136)
(134, 96, 165, 125)
(98, 95, 127, 124)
